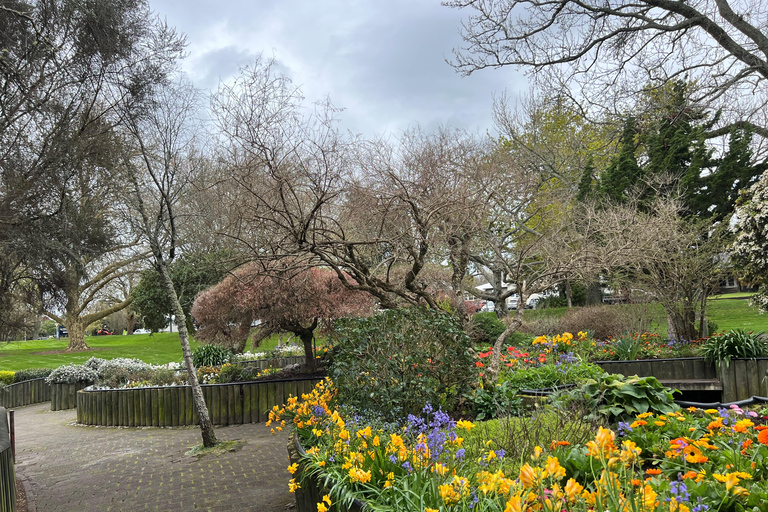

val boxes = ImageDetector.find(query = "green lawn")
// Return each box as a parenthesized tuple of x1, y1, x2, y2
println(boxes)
(0, 332, 200, 372)
(0, 331, 305, 372)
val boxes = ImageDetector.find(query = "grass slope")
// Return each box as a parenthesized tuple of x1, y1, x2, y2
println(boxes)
(0, 333, 199, 372)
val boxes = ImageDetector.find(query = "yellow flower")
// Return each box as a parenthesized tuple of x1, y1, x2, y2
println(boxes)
(532, 445, 543, 459)
(543, 456, 566, 479)
(287, 463, 298, 474)
(564, 478, 583, 503)
(288, 478, 300, 493)
(519, 464, 538, 488)
(504, 495, 523, 512)
(456, 420, 474, 432)
(426, 509, 439, 512)
(317, 504, 328, 512)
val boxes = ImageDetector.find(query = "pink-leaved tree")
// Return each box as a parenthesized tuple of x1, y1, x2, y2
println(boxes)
(192, 263, 374, 371)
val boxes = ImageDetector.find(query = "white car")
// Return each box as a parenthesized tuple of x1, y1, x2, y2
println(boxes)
(133, 328, 151, 334)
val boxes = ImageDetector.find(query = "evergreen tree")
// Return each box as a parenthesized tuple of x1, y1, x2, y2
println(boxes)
(576, 155, 596, 202)
(599, 117, 642, 203)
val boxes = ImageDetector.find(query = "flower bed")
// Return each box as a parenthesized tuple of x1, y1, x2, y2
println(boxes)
(278, 379, 768, 511)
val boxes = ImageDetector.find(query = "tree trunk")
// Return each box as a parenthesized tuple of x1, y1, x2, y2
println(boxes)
(66, 317, 89, 350)
(298, 328, 317, 372)
(485, 286, 527, 383)
(157, 260, 217, 447)
(565, 280, 573, 308)
(126, 311, 136, 335)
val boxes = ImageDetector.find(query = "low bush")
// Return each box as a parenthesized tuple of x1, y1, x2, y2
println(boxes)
(465, 380, 522, 421)
(13, 368, 53, 382)
(557, 304, 657, 340)
(469, 312, 507, 345)
(0, 371, 14, 385)
(700, 328, 768, 365)
(500, 359, 604, 391)
(329, 307, 474, 420)
(192, 344, 233, 368)
(46, 364, 99, 384)
(217, 363, 243, 383)
(99, 367, 158, 389)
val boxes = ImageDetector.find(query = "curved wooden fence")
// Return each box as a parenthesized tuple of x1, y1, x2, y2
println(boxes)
(0, 408, 15, 512)
(51, 382, 91, 411)
(0, 378, 50, 409)
(77, 377, 322, 427)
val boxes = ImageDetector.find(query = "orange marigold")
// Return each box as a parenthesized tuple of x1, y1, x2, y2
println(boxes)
(758, 429, 768, 446)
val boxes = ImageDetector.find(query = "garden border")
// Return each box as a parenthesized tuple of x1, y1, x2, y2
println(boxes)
(288, 432, 366, 512)
(0, 408, 14, 512)
(76, 377, 322, 427)
(0, 378, 50, 409)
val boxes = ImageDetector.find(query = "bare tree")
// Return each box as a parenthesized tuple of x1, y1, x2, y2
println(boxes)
(446, 0, 768, 150)
(121, 78, 217, 448)
(212, 57, 488, 316)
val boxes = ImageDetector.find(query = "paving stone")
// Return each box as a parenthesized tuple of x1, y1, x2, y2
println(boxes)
(13, 403, 296, 512)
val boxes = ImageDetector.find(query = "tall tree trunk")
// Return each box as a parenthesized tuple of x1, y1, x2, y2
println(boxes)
(126, 311, 136, 335)
(157, 260, 217, 447)
(565, 280, 573, 308)
(66, 316, 89, 350)
(448, 233, 471, 328)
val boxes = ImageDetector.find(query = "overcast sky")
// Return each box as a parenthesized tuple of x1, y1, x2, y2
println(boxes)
(149, 0, 527, 139)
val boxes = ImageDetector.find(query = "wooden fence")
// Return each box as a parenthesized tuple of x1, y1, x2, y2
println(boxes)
(595, 357, 768, 402)
(77, 378, 322, 427)
(719, 358, 768, 402)
(0, 378, 50, 409)
(51, 382, 91, 411)
(0, 408, 15, 512)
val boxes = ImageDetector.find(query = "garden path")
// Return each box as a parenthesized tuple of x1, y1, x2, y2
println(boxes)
(13, 403, 294, 511)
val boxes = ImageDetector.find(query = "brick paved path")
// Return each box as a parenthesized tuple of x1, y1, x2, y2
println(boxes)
(14, 403, 295, 512)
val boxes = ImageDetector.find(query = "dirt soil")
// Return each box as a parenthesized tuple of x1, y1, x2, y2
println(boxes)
(16, 477, 28, 512)
(30, 347, 111, 356)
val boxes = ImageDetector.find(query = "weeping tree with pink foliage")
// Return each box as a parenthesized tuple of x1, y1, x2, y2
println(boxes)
(192, 263, 374, 371)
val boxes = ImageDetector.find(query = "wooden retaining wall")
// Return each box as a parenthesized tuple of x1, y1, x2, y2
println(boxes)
(51, 382, 91, 411)
(0, 378, 50, 409)
(77, 378, 322, 427)
(719, 358, 768, 403)
(0, 408, 15, 512)
(595, 357, 717, 380)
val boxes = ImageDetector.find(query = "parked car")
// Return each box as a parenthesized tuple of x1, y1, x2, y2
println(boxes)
(133, 328, 151, 334)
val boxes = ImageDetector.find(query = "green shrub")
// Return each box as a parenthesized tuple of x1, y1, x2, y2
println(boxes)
(217, 363, 243, 383)
(14, 368, 53, 382)
(329, 307, 474, 420)
(99, 367, 157, 389)
(500, 360, 603, 390)
(700, 329, 768, 365)
(240, 366, 261, 381)
(0, 371, 14, 385)
(192, 344, 233, 368)
(465, 380, 521, 421)
(470, 312, 506, 345)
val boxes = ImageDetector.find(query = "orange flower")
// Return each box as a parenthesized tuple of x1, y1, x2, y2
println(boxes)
(646, 468, 662, 475)
(758, 429, 768, 446)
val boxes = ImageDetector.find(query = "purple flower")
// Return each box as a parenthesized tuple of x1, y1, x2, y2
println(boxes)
(455, 449, 465, 460)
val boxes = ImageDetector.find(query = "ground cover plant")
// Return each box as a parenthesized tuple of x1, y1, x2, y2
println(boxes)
(275, 379, 768, 512)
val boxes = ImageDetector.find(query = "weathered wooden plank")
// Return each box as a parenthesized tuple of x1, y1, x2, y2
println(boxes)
(157, 388, 166, 427)
(228, 385, 236, 425)
(164, 388, 173, 427)
(171, 387, 179, 427)
(185, 386, 193, 425)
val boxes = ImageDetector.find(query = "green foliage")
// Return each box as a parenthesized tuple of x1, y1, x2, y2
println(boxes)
(131, 250, 234, 332)
(192, 344, 233, 368)
(700, 329, 768, 365)
(13, 368, 53, 382)
(39, 320, 57, 337)
(500, 361, 604, 390)
(0, 371, 14, 385)
(470, 312, 506, 345)
(600, 116, 642, 203)
(329, 307, 474, 420)
(217, 363, 243, 383)
(558, 373, 679, 422)
(610, 333, 643, 360)
(466, 381, 522, 421)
